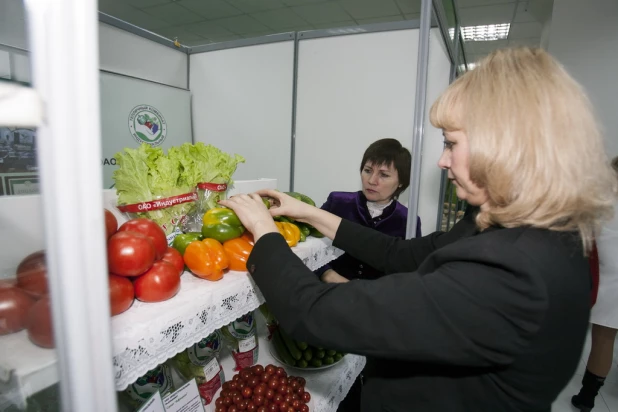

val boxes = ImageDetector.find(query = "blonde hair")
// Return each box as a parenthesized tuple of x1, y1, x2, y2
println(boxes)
(430, 47, 616, 251)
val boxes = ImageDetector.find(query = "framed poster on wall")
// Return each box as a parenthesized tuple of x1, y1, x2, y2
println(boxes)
(3, 174, 39, 195)
(0, 127, 37, 174)
(0, 127, 39, 196)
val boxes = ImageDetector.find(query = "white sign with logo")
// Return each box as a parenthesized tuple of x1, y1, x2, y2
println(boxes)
(128, 104, 168, 147)
(100, 72, 192, 189)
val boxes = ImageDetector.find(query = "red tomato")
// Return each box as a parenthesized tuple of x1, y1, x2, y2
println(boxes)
(0, 278, 17, 289)
(104, 209, 118, 239)
(161, 247, 184, 276)
(16, 250, 48, 298)
(109, 274, 134, 316)
(251, 365, 265, 376)
(0, 287, 36, 335)
(107, 231, 156, 277)
(133, 261, 180, 302)
(17, 250, 45, 274)
(118, 218, 168, 260)
(27, 296, 54, 348)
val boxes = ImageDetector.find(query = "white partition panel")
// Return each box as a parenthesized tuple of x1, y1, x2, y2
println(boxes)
(293, 29, 450, 233)
(294, 30, 419, 208)
(419, 30, 452, 232)
(99, 23, 188, 89)
(190, 41, 294, 191)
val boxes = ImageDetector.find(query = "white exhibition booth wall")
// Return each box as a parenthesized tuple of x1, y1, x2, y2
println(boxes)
(190, 27, 450, 233)
(1, 18, 452, 233)
(190, 41, 295, 191)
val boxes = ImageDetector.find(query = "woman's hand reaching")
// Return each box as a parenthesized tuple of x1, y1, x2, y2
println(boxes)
(221, 189, 343, 243)
(256, 189, 314, 223)
(218, 194, 279, 242)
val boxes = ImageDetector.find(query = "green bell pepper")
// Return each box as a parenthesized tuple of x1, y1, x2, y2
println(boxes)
(201, 207, 245, 243)
(172, 232, 203, 255)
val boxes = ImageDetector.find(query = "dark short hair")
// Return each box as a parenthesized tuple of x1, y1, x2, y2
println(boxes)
(360, 138, 411, 199)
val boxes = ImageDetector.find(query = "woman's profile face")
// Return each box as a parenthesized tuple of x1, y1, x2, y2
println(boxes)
(438, 130, 489, 208)
(361, 162, 400, 204)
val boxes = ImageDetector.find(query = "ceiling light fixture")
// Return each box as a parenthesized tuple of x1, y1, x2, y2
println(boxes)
(449, 23, 511, 42)
(458, 62, 478, 72)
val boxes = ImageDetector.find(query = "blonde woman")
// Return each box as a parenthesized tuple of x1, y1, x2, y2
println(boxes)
(573, 156, 618, 412)
(220, 48, 616, 411)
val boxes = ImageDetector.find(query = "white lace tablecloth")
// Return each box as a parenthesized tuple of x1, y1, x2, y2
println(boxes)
(203, 314, 366, 412)
(112, 237, 343, 391)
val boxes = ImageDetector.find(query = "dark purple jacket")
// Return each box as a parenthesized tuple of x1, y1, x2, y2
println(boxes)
(315, 191, 421, 280)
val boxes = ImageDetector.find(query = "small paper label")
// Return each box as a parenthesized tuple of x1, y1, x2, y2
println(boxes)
(238, 336, 256, 353)
(202, 357, 220, 382)
(232, 349, 258, 371)
(162, 379, 205, 412)
(196, 368, 224, 405)
(136, 391, 165, 412)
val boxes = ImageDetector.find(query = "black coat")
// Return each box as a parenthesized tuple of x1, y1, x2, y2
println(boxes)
(247, 213, 590, 412)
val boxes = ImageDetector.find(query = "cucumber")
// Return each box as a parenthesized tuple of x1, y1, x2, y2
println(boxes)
(303, 348, 313, 362)
(323, 357, 335, 365)
(297, 359, 308, 368)
(296, 341, 308, 351)
(310, 359, 323, 368)
(333, 353, 343, 362)
(309, 227, 324, 238)
(295, 223, 311, 237)
(273, 329, 296, 366)
(279, 328, 303, 361)
(315, 349, 325, 360)
(298, 228, 306, 242)
(326, 349, 337, 357)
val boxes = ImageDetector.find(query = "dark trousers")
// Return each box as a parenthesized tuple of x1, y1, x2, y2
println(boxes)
(337, 375, 363, 412)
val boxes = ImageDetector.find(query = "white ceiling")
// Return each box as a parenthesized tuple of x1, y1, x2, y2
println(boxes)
(0, 0, 554, 62)
(97, 0, 424, 46)
(457, 0, 553, 64)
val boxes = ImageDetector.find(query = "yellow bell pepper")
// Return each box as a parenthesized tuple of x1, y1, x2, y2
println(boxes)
(275, 221, 301, 247)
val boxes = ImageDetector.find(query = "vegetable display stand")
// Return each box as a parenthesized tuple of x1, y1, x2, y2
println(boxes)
(111, 236, 342, 391)
(205, 312, 366, 412)
(0, 236, 343, 407)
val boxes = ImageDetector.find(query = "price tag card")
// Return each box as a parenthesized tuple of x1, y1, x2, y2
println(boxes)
(162, 379, 205, 412)
(238, 336, 256, 353)
(136, 391, 165, 412)
(203, 357, 220, 382)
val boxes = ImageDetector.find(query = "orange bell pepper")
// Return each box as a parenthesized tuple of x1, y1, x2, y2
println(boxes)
(241, 232, 255, 246)
(223, 236, 254, 272)
(183, 238, 229, 281)
(275, 221, 301, 247)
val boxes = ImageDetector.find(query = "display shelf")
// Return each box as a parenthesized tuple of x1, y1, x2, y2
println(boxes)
(0, 236, 343, 408)
(0, 331, 58, 411)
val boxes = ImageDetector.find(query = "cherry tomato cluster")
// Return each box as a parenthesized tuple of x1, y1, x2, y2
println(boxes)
(106, 210, 185, 315)
(214, 364, 311, 412)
